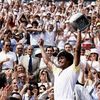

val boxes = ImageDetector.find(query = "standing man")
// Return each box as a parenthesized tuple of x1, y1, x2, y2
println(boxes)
(38, 30, 81, 100)
(15, 43, 24, 65)
(20, 45, 40, 82)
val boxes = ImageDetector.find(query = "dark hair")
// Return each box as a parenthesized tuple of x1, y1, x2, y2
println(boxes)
(4, 29, 12, 34)
(39, 84, 46, 91)
(32, 20, 38, 27)
(0, 72, 7, 89)
(64, 42, 72, 48)
(95, 80, 100, 88)
(58, 50, 74, 66)
(3, 39, 11, 46)
(7, 92, 22, 100)
(53, 46, 59, 57)
(90, 53, 99, 61)
(39, 69, 51, 82)
(46, 46, 54, 52)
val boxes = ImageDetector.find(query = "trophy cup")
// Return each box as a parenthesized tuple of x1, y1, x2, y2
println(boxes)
(69, 13, 90, 31)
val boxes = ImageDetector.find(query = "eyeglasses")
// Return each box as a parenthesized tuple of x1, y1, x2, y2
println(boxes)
(5, 44, 10, 47)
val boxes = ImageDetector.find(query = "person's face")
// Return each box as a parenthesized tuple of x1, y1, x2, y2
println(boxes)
(27, 46, 33, 55)
(91, 69, 97, 79)
(18, 73, 26, 84)
(39, 86, 46, 94)
(16, 45, 23, 55)
(47, 24, 54, 32)
(46, 48, 53, 57)
(12, 79, 18, 91)
(90, 53, 98, 61)
(3, 41, 11, 52)
(58, 56, 68, 69)
(81, 50, 85, 55)
(17, 65, 25, 73)
(96, 84, 100, 97)
(97, 26, 100, 30)
(64, 44, 72, 53)
(40, 71, 47, 82)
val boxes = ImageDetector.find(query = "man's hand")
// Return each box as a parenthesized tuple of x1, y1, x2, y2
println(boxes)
(38, 39, 44, 47)
(4, 58, 10, 62)
(0, 85, 12, 100)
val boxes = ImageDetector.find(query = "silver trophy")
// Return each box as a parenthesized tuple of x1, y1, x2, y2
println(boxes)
(69, 13, 90, 31)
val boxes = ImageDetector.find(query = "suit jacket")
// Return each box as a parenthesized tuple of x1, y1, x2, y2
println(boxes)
(20, 54, 40, 76)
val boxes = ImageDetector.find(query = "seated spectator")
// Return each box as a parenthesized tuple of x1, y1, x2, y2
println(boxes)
(38, 69, 52, 89)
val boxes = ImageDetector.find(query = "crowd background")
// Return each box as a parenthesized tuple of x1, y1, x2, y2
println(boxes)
(0, 0, 100, 100)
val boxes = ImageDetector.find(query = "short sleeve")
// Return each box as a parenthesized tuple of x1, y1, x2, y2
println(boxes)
(52, 64, 62, 76)
(71, 63, 80, 72)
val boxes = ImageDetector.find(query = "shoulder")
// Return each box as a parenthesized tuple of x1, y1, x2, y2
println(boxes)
(32, 57, 40, 63)
(52, 64, 62, 76)
(21, 55, 28, 60)
(8, 51, 16, 57)
(70, 63, 80, 72)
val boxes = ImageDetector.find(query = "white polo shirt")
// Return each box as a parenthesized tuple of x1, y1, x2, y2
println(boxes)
(52, 63, 80, 100)
(0, 51, 16, 69)
(30, 32, 44, 46)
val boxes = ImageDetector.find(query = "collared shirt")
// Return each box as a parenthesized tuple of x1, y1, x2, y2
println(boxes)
(30, 32, 44, 46)
(0, 50, 16, 70)
(52, 63, 80, 100)
(22, 93, 34, 100)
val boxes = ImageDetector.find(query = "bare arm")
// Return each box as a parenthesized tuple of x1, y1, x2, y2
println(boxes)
(74, 30, 81, 66)
(26, 27, 43, 32)
(38, 39, 53, 71)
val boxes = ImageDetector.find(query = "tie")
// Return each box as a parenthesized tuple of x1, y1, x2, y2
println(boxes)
(16, 54, 21, 64)
(16, 55, 19, 64)
(28, 55, 33, 74)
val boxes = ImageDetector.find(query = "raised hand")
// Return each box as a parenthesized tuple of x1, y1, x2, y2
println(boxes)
(38, 39, 44, 47)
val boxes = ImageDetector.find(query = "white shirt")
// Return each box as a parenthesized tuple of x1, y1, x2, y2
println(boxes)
(22, 93, 34, 100)
(52, 64, 80, 100)
(88, 61, 100, 72)
(44, 31, 56, 46)
(0, 51, 16, 69)
(30, 32, 44, 46)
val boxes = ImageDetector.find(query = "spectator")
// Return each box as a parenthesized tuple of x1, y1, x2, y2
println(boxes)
(0, 39, 16, 71)
(20, 45, 40, 82)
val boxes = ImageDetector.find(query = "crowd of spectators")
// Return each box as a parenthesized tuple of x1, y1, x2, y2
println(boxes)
(0, 0, 100, 100)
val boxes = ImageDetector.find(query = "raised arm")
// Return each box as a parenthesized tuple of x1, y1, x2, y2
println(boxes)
(74, 30, 81, 66)
(38, 39, 53, 71)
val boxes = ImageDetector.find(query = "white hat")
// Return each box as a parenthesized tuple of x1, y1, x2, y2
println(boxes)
(27, 24, 32, 28)
(90, 48, 99, 54)
(35, 49, 41, 56)
(91, 2, 96, 6)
